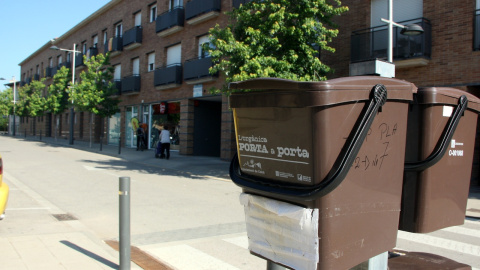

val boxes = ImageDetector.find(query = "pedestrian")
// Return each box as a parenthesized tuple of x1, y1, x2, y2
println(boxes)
(136, 124, 146, 151)
(159, 125, 171, 159)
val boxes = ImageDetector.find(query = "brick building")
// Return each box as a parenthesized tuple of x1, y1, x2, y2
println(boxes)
(17, 0, 480, 185)
(18, 0, 239, 160)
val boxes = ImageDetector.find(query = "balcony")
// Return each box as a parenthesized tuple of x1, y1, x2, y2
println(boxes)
(156, 8, 184, 37)
(185, 0, 220, 25)
(121, 75, 141, 95)
(51, 66, 59, 77)
(123, 26, 143, 51)
(232, 0, 251, 9)
(351, 18, 431, 68)
(33, 74, 40, 81)
(75, 53, 85, 67)
(475, 9, 480, 51)
(104, 36, 123, 57)
(45, 67, 53, 78)
(154, 64, 182, 90)
(113, 79, 122, 95)
(25, 77, 32, 85)
(183, 57, 217, 84)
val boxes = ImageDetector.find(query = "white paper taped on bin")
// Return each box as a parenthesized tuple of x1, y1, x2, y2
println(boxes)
(239, 193, 319, 270)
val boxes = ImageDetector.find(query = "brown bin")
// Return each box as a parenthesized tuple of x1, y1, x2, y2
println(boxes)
(400, 87, 480, 233)
(229, 77, 415, 270)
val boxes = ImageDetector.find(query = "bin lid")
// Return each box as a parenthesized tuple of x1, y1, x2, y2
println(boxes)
(416, 87, 480, 113)
(229, 76, 416, 108)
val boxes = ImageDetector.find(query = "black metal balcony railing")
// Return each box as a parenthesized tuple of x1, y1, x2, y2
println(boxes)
(75, 54, 85, 67)
(104, 36, 123, 54)
(88, 47, 98, 58)
(154, 64, 183, 87)
(123, 26, 143, 48)
(351, 18, 432, 63)
(25, 77, 32, 85)
(33, 74, 40, 81)
(184, 57, 216, 81)
(45, 67, 53, 78)
(51, 66, 59, 77)
(232, 0, 251, 9)
(121, 75, 141, 94)
(475, 9, 480, 51)
(114, 79, 122, 95)
(185, 0, 221, 21)
(156, 8, 185, 34)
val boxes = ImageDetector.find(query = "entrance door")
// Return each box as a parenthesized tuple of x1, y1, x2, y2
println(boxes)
(193, 100, 221, 156)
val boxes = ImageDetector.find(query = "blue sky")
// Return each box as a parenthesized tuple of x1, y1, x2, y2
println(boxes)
(0, 0, 111, 90)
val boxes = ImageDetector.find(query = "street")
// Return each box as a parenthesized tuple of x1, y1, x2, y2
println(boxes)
(0, 136, 479, 269)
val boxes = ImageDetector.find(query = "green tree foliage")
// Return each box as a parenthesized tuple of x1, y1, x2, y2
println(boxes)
(0, 88, 13, 116)
(207, 0, 348, 94)
(45, 66, 70, 116)
(16, 79, 47, 117)
(73, 53, 120, 118)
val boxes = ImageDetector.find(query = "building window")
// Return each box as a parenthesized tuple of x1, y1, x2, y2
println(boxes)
(57, 55, 63, 65)
(135, 12, 142, 26)
(147, 52, 155, 72)
(93, 35, 98, 48)
(169, 0, 183, 10)
(82, 42, 87, 54)
(167, 44, 182, 66)
(103, 30, 108, 44)
(49, 57, 53, 67)
(198, 35, 212, 59)
(114, 64, 122, 81)
(115, 23, 123, 37)
(150, 5, 157, 22)
(132, 58, 140, 75)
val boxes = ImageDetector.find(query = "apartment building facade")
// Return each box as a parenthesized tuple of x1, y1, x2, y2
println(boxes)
(18, 0, 245, 160)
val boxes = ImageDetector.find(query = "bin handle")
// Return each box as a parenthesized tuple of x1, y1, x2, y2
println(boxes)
(404, 95, 468, 171)
(229, 84, 388, 201)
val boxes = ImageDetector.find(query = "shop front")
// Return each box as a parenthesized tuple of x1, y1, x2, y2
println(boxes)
(150, 101, 181, 150)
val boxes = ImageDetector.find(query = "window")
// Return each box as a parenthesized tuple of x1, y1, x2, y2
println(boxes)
(147, 52, 155, 72)
(169, 0, 183, 10)
(198, 35, 212, 58)
(150, 5, 157, 22)
(82, 42, 87, 54)
(167, 44, 182, 66)
(103, 30, 108, 44)
(57, 55, 63, 65)
(114, 64, 122, 81)
(115, 23, 123, 37)
(132, 58, 140, 75)
(371, 0, 423, 27)
(93, 35, 98, 48)
(49, 57, 53, 67)
(135, 12, 142, 26)
(67, 52, 71, 63)
(36, 65, 40, 75)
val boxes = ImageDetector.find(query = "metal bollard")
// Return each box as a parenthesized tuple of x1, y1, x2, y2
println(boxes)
(119, 177, 131, 270)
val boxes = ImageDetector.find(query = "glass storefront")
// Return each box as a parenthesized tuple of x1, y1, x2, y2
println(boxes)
(108, 112, 121, 145)
(150, 102, 181, 150)
(125, 106, 139, 148)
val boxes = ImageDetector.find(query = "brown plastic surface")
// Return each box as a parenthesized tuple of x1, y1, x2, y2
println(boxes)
(230, 77, 415, 270)
(400, 87, 480, 233)
(388, 251, 471, 270)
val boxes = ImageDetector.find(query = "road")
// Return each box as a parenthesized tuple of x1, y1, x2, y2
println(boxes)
(0, 136, 479, 269)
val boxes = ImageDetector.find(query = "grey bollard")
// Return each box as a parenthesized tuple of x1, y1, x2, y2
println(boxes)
(119, 177, 131, 270)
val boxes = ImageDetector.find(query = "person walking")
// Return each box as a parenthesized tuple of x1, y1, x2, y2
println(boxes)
(136, 124, 146, 151)
(159, 125, 171, 159)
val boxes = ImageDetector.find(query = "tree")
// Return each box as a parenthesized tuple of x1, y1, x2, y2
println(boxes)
(207, 0, 348, 94)
(73, 53, 120, 144)
(45, 66, 71, 139)
(0, 88, 13, 117)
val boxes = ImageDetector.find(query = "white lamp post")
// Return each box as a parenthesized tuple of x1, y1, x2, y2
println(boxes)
(50, 43, 81, 145)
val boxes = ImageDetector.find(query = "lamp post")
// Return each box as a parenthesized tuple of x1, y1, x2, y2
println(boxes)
(381, 0, 424, 64)
(0, 76, 16, 136)
(50, 43, 81, 145)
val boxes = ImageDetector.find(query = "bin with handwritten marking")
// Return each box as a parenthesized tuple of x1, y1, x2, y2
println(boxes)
(400, 87, 480, 233)
(228, 77, 415, 270)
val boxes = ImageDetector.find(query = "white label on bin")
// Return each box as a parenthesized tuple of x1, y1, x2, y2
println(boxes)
(443, 105, 453, 117)
(449, 139, 464, 156)
(240, 193, 319, 270)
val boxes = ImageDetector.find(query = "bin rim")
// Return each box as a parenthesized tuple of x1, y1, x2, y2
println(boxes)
(229, 77, 415, 108)
(416, 87, 480, 113)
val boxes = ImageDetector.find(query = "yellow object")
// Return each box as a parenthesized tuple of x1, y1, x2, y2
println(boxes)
(0, 154, 9, 219)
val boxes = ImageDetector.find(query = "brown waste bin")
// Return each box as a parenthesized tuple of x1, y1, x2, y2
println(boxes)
(229, 77, 416, 270)
(400, 87, 480, 233)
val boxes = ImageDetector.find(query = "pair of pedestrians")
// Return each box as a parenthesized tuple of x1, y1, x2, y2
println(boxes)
(155, 126, 171, 159)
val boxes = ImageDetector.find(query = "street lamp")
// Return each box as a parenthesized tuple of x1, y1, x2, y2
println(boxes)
(381, 0, 424, 63)
(50, 43, 81, 145)
(0, 76, 16, 136)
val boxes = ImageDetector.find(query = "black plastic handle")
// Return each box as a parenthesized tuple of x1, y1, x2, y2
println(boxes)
(404, 95, 468, 171)
(229, 84, 388, 201)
